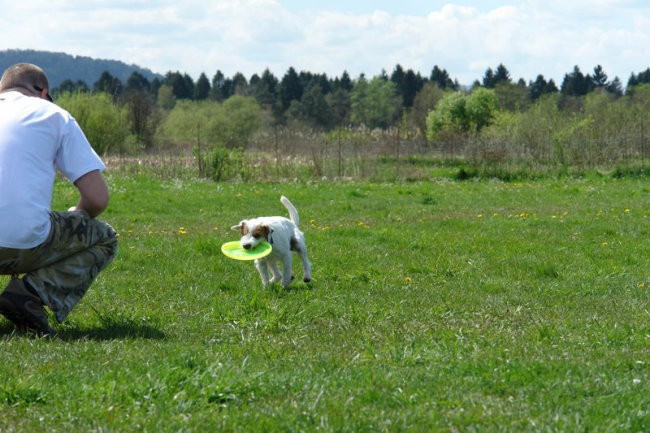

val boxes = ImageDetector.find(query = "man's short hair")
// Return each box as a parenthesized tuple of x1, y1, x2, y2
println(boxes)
(0, 63, 51, 97)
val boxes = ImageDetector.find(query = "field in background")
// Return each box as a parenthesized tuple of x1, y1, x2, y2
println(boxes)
(1, 174, 648, 432)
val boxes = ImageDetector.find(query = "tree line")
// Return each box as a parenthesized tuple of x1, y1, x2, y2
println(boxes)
(54, 63, 650, 133)
(50, 62, 650, 180)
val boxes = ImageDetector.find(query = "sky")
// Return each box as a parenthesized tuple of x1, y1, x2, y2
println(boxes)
(0, 0, 648, 86)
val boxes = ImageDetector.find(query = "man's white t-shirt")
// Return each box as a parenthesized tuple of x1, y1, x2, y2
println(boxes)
(0, 91, 106, 249)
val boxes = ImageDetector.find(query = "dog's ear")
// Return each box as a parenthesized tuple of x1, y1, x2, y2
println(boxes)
(231, 221, 249, 235)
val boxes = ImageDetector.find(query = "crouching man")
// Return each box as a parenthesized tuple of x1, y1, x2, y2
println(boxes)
(0, 63, 117, 336)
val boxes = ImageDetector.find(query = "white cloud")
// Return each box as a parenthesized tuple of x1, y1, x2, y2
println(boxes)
(0, 0, 648, 86)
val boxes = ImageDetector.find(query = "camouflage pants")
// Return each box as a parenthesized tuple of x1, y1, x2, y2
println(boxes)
(0, 211, 117, 322)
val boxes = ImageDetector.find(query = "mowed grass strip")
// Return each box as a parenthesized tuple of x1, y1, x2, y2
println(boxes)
(1, 175, 648, 432)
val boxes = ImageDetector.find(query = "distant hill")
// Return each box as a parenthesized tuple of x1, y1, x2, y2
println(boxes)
(0, 49, 164, 89)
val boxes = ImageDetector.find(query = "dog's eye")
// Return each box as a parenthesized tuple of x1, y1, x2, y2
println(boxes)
(253, 233, 262, 239)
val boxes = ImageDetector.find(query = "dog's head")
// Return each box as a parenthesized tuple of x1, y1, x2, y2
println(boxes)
(231, 220, 271, 250)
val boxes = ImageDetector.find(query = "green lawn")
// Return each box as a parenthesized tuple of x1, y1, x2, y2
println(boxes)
(1, 175, 648, 432)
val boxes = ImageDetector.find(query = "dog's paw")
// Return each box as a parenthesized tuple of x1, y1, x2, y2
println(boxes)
(303, 277, 311, 283)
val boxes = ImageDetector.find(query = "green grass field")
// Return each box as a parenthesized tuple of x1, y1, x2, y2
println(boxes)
(1, 174, 648, 432)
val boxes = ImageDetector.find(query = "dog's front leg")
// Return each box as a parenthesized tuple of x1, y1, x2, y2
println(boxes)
(255, 259, 271, 286)
(269, 262, 283, 284)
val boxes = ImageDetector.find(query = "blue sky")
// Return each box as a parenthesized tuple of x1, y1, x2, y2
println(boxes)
(0, 0, 648, 86)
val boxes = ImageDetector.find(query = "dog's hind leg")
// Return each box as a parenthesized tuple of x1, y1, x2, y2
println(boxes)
(296, 245, 311, 283)
(280, 255, 294, 287)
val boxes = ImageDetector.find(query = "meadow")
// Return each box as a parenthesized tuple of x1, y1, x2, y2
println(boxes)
(0, 172, 648, 432)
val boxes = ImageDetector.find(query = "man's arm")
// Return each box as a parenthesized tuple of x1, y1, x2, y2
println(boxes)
(69, 170, 110, 217)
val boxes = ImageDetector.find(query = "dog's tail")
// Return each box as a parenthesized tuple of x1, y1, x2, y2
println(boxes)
(281, 196, 299, 226)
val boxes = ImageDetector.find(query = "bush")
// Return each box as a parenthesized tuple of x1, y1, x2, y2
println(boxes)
(56, 92, 132, 154)
(202, 146, 247, 181)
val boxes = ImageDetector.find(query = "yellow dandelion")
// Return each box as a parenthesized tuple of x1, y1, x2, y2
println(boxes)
(477, 214, 483, 219)
(404, 276, 412, 284)
(637, 282, 645, 289)
(601, 242, 609, 247)
(625, 209, 631, 213)
(179, 227, 188, 235)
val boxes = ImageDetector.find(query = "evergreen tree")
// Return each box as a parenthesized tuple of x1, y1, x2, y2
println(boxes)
(183, 73, 196, 99)
(390, 64, 405, 93)
(402, 69, 423, 108)
(546, 79, 558, 93)
(628, 68, 650, 88)
(125, 71, 151, 94)
(290, 82, 334, 129)
(194, 73, 211, 100)
(639, 68, 650, 83)
(430, 65, 456, 90)
(482, 67, 495, 88)
(150, 78, 162, 99)
(326, 88, 351, 126)
(591, 65, 608, 88)
(94, 71, 123, 97)
(483, 64, 511, 88)
(252, 68, 279, 107)
(494, 64, 511, 84)
(313, 73, 331, 94)
(165, 71, 194, 100)
(605, 76, 623, 96)
(56, 79, 89, 94)
(528, 74, 557, 101)
(561, 65, 592, 96)
(280, 67, 303, 109)
(337, 71, 353, 92)
(390, 65, 423, 108)
(232, 72, 248, 95)
(210, 70, 227, 101)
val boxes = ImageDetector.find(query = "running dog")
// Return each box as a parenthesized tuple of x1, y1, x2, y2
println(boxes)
(231, 196, 312, 287)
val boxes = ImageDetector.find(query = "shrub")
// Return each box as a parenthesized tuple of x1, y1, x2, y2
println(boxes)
(56, 92, 132, 154)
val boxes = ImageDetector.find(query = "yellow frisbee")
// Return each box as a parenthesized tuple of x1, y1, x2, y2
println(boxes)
(221, 241, 272, 261)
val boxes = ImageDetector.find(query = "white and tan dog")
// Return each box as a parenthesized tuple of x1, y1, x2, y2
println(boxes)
(231, 196, 312, 287)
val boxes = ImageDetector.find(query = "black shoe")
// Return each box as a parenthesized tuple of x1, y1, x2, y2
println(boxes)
(0, 278, 53, 336)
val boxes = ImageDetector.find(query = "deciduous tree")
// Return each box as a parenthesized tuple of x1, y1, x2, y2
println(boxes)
(350, 75, 402, 129)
